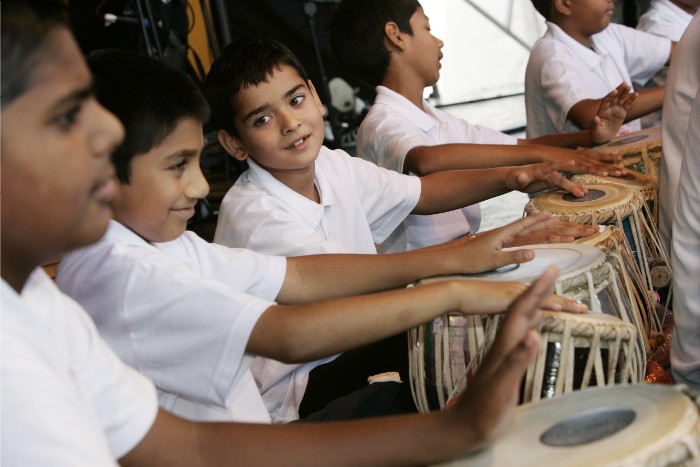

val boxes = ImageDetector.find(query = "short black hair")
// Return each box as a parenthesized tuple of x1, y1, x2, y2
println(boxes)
(531, 0, 552, 20)
(329, 0, 421, 87)
(205, 35, 310, 136)
(1, 0, 68, 106)
(88, 49, 210, 183)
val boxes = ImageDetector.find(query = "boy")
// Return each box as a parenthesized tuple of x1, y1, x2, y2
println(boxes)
(637, 1, 698, 43)
(525, 0, 676, 138)
(209, 35, 607, 258)
(0, 2, 565, 462)
(54, 48, 581, 426)
(328, 0, 635, 254)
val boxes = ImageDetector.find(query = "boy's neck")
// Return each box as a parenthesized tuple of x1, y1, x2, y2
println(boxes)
(382, 75, 426, 112)
(557, 20, 594, 49)
(2, 254, 36, 293)
(270, 165, 320, 203)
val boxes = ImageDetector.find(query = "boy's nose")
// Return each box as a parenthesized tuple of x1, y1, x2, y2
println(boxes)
(90, 100, 125, 161)
(187, 166, 210, 200)
(280, 111, 301, 133)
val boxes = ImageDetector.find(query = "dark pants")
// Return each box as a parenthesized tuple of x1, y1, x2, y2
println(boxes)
(298, 332, 417, 421)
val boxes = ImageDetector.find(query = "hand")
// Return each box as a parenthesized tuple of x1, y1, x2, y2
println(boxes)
(441, 214, 561, 274)
(446, 267, 558, 450)
(506, 220, 600, 246)
(535, 145, 623, 177)
(505, 160, 588, 197)
(591, 82, 638, 145)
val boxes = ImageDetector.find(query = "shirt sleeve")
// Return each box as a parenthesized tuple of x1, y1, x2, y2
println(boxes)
(615, 24, 671, 86)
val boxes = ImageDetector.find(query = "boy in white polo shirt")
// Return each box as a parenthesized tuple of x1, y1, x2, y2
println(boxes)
(525, 0, 676, 138)
(637, 0, 698, 42)
(205, 35, 592, 422)
(329, 0, 635, 254)
(0, 2, 586, 463)
(56, 48, 583, 425)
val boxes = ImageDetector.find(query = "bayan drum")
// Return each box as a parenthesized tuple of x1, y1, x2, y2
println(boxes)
(433, 384, 700, 467)
(571, 170, 659, 225)
(590, 126, 663, 180)
(525, 183, 671, 299)
(407, 244, 645, 413)
(575, 226, 662, 351)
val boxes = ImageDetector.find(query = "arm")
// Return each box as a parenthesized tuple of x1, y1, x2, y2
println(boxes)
(568, 87, 664, 130)
(527, 82, 638, 147)
(405, 140, 621, 177)
(413, 160, 586, 216)
(120, 268, 557, 467)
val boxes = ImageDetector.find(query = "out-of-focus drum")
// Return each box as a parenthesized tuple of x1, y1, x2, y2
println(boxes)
(433, 384, 700, 467)
(525, 183, 671, 299)
(590, 126, 662, 180)
(407, 244, 645, 413)
(571, 170, 659, 225)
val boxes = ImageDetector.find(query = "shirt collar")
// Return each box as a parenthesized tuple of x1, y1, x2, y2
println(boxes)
(545, 21, 604, 71)
(375, 86, 441, 133)
(245, 155, 332, 226)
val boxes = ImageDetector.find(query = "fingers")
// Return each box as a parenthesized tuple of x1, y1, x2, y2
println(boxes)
(547, 171, 587, 197)
(542, 294, 588, 313)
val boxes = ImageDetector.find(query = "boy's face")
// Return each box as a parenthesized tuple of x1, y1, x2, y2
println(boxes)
(568, 0, 615, 36)
(1, 28, 124, 277)
(226, 65, 325, 180)
(403, 7, 444, 87)
(111, 117, 209, 243)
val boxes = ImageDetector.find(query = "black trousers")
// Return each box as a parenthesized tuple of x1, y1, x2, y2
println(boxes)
(298, 332, 418, 421)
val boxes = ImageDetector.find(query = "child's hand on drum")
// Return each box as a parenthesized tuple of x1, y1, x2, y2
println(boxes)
(506, 219, 601, 247)
(591, 82, 639, 145)
(445, 267, 557, 449)
(505, 160, 588, 197)
(533, 145, 624, 177)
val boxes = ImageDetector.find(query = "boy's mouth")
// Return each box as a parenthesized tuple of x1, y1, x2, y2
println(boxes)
(286, 135, 310, 150)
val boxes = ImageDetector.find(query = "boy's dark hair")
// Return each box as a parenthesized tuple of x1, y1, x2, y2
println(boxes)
(1, 0, 67, 106)
(205, 35, 310, 137)
(88, 49, 210, 183)
(329, 0, 420, 87)
(530, 0, 551, 20)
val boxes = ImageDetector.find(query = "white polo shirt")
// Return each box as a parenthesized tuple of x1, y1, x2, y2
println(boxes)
(214, 145, 420, 423)
(56, 220, 286, 424)
(659, 11, 700, 253)
(215, 145, 421, 256)
(525, 22, 671, 138)
(357, 86, 517, 253)
(637, 0, 694, 41)
(2, 270, 158, 465)
(671, 86, 700, 390)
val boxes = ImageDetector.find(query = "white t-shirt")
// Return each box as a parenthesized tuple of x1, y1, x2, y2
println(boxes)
(637, 0, 694, 41)
(215, 146, 421, 256)
(1, 270, 158, 465)
(659, 11, 700, 253)
(525, 22, 671, 138)
(670, 86, 700, 390)
(214, 146, 420, 423)
(357, 86, 517, 253)
(56, 220, 286, 423)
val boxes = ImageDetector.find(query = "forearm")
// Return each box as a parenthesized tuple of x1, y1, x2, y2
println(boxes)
(406, 144, 538, 174)
(133, 408, 479, 467)
(414, 168, 511, 214)
(524, 131, 594, 149)
(625, 88, 665, 122)
(252, 281, 465, 362)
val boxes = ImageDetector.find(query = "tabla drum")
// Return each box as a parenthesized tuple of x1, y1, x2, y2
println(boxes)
(433, 384, 700, 467)
(525, 183, 671, 301)
(571, 170, 659, 225)
(575, 226, 662, 351)
(590, 126, 663, 180)
(407, 244, 645, 413)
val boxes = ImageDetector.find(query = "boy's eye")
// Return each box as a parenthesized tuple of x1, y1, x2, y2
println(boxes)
(291, 95, 305, 106)
(254, 115, 271, 126)
(55, 105, 82, 129)
(171, 159, 187, 171)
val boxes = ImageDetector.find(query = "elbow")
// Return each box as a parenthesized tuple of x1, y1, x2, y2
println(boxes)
(405, 147, 435, 176)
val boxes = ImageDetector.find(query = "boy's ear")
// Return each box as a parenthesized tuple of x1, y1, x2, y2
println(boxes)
(217, 130, 248, 161)
(384, 22, 407, 51)
(553, 0, 572, 16)
(307, 80, 327, 117)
